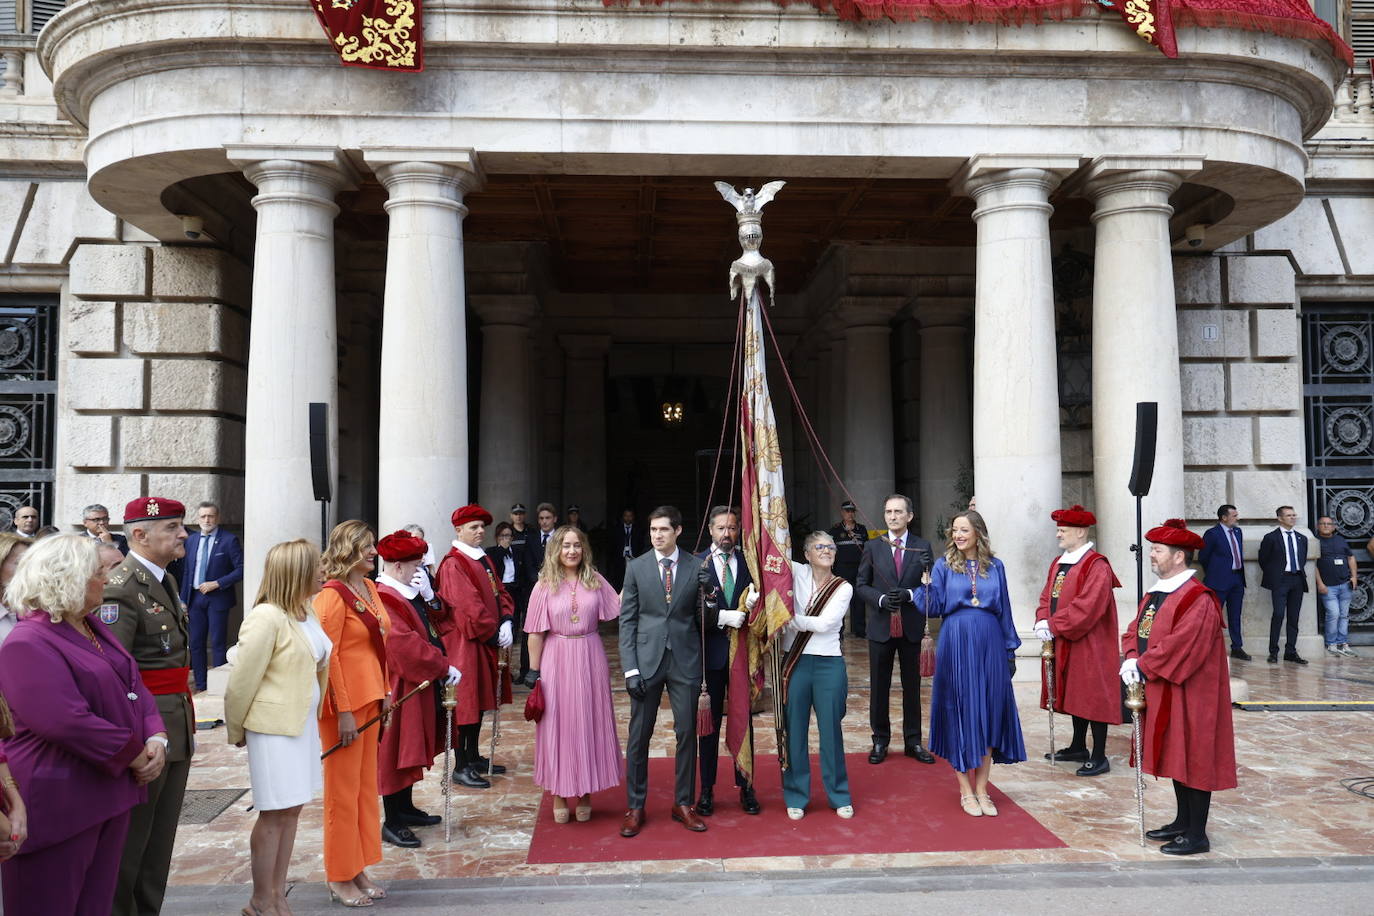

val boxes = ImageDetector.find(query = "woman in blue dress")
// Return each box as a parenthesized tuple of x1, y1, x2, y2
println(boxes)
(917, 510, 1025, 817)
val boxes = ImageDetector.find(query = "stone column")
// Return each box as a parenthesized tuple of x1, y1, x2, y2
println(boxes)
(838, 297, 906, 524)
(956, 155, 1078, 635)
(228, 148, 353, 598)
(917, 299, 974, 541)
(473, 294, 539, 520)
(365, 151, 483, 540)
(560, 334, 611, 528)
(1085, 157, 1202, 610)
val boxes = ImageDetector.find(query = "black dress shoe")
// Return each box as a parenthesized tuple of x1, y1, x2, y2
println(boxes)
(695, 788, 714, 817)
(1044, 746, 1090, 762)
(1145, 823, 1185, 841)
(382, 823, 421, 848)
(398, 810, 443, 827)
(1283, 653, 1309, 665)
(868, 742, 889, 764)
(1267, 653, 1278, 663)
(1160, 835, 1210, 855)
(473, 756, 507, 775)
(453, 766, 491, 789)
(1230, 648, 1252, 661)
(904, 744, 936, 765)
(1076, 758, 1111, 777)
(739, 786, 761, 815)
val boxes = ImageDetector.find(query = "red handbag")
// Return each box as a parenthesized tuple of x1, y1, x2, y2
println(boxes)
(523, 680, 545, 722)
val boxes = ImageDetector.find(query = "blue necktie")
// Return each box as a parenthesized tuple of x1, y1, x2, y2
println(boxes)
(195, 533, 213, 587)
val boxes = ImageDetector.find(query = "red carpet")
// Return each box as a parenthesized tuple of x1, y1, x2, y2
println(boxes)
(525, 753, 1064, 864)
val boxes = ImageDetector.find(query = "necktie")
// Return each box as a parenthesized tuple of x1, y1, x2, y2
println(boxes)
(892, 537, 904, 577)
(542, 532, 549, 547)
(1286, 531, 1298, 572)
(661, 557, 674, 602)
(720, 552, 735, 605)
(1229, 528, 1242, 570)
(624, 526, 632, 558)
(195, 533, 213, 587)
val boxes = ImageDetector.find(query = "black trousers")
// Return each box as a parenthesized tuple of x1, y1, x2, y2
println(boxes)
(868, 637, 923, 747)
(699, 665, 750, 791)
(626, 650, 700, 808)
(1268, 574, 1304, 655)
(1070, 715, 1109, 761)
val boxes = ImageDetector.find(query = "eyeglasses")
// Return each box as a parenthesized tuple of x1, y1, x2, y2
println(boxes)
(809, 544, 837, 553)
(85, 516, 109, 523)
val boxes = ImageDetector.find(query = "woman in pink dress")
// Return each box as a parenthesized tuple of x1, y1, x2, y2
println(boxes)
(524, 525, 622, 824)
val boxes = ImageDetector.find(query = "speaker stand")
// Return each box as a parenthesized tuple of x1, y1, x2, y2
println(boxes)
(319, 499, 330, 550)
(1129, 493, 1144, 607)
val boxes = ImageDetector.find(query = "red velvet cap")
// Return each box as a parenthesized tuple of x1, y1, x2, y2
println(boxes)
(451, 504, 493, 527)
(123, 496, 185, 524)
(377, 530, 427, 563)
(1145, 518, 1204, 551)
(1051, 505, 1096, 527)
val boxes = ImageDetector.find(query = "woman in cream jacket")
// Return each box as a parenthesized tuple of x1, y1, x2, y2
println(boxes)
(225, 539, 332, 916)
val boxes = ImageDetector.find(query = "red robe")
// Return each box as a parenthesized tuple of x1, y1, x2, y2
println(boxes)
(375, 581, 451, 796)
(1035, 550, 1123, 724)
(436, 546, 513, 726)
(1121, 577, 1237, 792)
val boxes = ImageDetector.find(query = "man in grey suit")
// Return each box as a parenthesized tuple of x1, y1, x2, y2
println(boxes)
(619, 505, 710, 838)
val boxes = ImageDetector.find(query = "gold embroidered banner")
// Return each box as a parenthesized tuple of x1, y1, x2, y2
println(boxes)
(311, 0, 423, 72)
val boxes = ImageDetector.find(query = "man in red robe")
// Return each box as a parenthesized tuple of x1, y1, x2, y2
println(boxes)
(1034, 505, 1122, 777)
(374, 530, 460, 847)
(436, 505, 514, 789)
(1120, 519, 1237, 856)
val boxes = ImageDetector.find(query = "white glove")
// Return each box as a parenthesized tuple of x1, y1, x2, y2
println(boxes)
(445, 666, 462, 686)
(717, 609, 746, 629)
(1119, 658, 1142, 684)
(743, 584, 759, 610)
(412, 568, 435, 602)
(1034, 621, 1052, 641)
(498, 620, 513, 648)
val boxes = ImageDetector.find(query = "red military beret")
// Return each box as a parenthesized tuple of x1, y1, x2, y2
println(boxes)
(123, 496, 186, 524)
(1051, 504, 1096, 527)
(377, 530, 427, 563)
(451, 504, 493, 527)
(1145, 518, 1205, 551)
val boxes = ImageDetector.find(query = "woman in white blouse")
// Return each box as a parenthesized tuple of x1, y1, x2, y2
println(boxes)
(753, 530, 854, 820)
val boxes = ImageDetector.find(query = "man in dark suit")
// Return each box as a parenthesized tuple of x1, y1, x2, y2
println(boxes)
(1257, 505, 1308, 665)
(179, 501, 245, 691)
(694, 506, 759, 817)
(522, 502, 558, 582)
(856, 494, 935, 765)
(618, 505, 708, 838)
(81, 503, 129, 554)
(489, 521, 534, 683)
(1200, 503, 1249, 660)
(611, 507, 646, 589)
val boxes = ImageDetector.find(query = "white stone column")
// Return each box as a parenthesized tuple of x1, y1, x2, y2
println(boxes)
(1085, 157, 1202, 611)
(473, 294, 538, 520)
(956, 155, 1078, 635)
(917, 299, 973, 539)
(839, 297, 905, 523)
(365, 151, 483, 540)
(560, 334, 611, 528)
(228, 147, 354, 598)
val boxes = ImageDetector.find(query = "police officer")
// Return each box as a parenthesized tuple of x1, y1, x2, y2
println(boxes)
(103, 497, 192, 916)
(828, 500, 868, 637)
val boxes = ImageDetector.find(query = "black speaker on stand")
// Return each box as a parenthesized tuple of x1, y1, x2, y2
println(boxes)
(309, 402, 331, 548)
(1127, 402, 1159, 607)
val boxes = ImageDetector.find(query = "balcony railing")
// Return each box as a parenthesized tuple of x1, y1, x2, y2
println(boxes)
(1332, 67, 1374, 123)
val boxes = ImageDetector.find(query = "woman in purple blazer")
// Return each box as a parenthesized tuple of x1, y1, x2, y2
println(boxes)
(0, 535, 168, 915)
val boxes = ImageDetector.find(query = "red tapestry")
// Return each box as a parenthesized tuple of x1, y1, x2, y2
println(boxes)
(311, 0, 424, 71)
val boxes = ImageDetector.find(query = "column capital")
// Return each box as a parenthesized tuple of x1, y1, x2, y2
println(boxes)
(471, 294, 539, 327)
(363, 148, 485, 197)
(834, 295, 907, 330)
(559, 333, 611, 360)
(951, 154, 1082, 199)
(226, 145, 359, 190)
(915, 298, 974, 329)
(1081, 155, 1204, 188)
(1081, 157, 1203, 223)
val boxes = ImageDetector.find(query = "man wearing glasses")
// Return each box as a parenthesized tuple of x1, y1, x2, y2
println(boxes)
(81, 503, 129, 554)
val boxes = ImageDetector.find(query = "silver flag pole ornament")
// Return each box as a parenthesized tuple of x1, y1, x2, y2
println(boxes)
(714, 180, 786, 305)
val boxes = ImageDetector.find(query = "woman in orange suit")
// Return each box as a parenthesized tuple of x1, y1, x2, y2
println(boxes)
(315, 520, 391, 908)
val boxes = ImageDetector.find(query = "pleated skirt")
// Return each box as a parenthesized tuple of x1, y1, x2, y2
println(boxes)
(928, 609, 1026, 772)
(532, 633, 624, 798)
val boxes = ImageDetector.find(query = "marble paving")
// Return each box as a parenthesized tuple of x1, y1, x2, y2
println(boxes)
(173, 631, 1374, 889)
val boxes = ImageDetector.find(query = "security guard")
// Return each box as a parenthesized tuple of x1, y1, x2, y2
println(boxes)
(104, 496, 192, 916)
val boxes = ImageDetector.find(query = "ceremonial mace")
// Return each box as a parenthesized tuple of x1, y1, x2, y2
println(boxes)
(321, 679, 431, 759)
(442, 681, 457, 842)
(489, 647, 511, 778)
(1042, 636, 1056, 767)
(1125, 680, 1147, 846)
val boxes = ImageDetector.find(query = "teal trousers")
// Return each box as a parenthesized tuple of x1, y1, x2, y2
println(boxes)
(782, 655, 851, 809)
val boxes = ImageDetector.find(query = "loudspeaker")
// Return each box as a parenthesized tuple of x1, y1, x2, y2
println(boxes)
(1127, 402, 1158, 498)
(308, 402, 331, 503)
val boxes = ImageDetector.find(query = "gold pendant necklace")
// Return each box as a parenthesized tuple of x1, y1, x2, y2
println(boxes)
(966, 560, 981, 607)
(569, 578, 581, 623)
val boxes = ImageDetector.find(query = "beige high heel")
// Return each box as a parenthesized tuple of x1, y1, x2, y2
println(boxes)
(575, 795, 592, 822)
(960, 794, 983, 817)
(976, 793, 999, 816)
(553, 796, 570, 824)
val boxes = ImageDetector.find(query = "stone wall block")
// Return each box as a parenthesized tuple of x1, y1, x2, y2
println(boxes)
(149, 360, 247, 413)
(69, 244, 148, 299)
(125, 301, 237, 356)
(150, 247, 250, 304)
(1227, 363, 1300, 412)
(1184, 470, 1227, 521)
(1256, 416, 1304, 466)
(1178, 310, 1249, 359)
(1232, 470, 1305, 519)
(1254, 309, 1299, 358)
(66, 300, 118, 355)
(1061, 477, 1096, 513)
(1227, 256, 1295, 306)
(1180, 364, 1225, 412)
(121, 416, 244, 468)
(1172, 257, 1221, 305)
(67, 358, 146, 411)
(144, 474, 245, 523)
(1060, 428, 1092, 474)
(61, 415, 115, 467)
(12, 182, 119, 265)
(57, 472, 145, 530)
(1182, 416, 1253, 466)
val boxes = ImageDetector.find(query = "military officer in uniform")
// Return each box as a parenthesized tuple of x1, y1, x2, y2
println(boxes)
(103, 497, 192, 916)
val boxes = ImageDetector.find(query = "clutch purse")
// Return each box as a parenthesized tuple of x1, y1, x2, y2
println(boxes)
(523, 680, 545, 723)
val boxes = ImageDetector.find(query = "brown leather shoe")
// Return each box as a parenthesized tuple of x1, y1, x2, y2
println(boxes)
(670, 803, 708, 832)
(619, 808, 644, 838)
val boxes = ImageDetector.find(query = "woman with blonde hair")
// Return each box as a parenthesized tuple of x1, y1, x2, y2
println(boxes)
(0, 535, 166, 913)
(917, 510, 1025, 818)
(524, 525, 622, 823)
(315, 520, 390, 907)
(225, 539, 332, 916)
(0, 531, 31, 646)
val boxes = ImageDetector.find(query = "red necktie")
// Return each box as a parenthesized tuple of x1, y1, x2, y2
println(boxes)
(661, 557, 674, 602)
(890, 537, 904, 639)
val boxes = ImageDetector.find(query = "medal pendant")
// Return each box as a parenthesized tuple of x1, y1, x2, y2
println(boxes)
(571, 616, 580, 624)
(971, 597, 980, 607)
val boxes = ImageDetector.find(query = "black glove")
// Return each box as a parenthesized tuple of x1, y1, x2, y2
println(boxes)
(1008, 657, 1017, 678)
(697, 563, 716, 592)
(626, 674, 647, 700)
(885, 588, 908, 610)
(524, 669, 540, 687)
